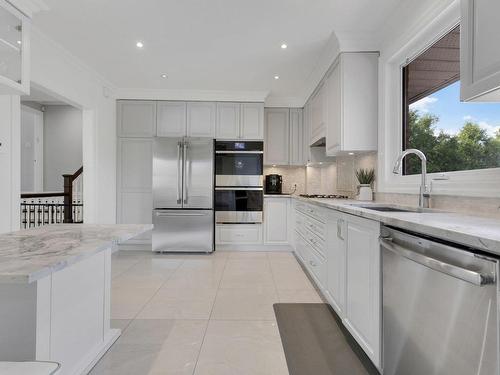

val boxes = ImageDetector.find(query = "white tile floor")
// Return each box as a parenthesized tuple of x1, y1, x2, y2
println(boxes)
(90, 250, 323, 375)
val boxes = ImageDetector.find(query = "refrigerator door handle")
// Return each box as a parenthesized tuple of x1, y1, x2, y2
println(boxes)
(155, 211, 208, 217)
(183, 141, 189, 204)
(176, 142, 182, 204)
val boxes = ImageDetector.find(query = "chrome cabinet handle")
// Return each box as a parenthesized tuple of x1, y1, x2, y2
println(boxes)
(337, 218, 344, 240)
(177, 142, 182, 204)
(380, 238, 495, 286)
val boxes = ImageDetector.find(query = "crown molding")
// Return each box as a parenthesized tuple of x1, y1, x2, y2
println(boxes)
(116, 88, 269, 102)
(264, 96, 304, 108)
(296, 31, 341, 107)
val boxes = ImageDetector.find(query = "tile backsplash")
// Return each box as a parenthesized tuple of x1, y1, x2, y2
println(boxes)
(264, 152, 377, 197)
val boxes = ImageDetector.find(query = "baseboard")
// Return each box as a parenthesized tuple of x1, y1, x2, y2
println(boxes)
(215, 244, 293, 252)
(74, 329, 121, 375)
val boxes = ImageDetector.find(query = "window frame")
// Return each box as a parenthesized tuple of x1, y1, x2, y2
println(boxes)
(377, 2, 500, 198)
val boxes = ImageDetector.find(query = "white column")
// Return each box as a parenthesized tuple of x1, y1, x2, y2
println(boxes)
(0, 95, 21, 233)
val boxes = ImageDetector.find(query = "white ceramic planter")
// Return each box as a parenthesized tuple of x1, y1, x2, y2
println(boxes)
(357, 184, 373, 201)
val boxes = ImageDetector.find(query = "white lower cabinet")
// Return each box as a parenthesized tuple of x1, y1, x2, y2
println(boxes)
(293, 200, 381, 369)
(264, 197, 289, 244)
(216, 224, 263, 244)
(325, 210, 347, 319)
(343, 214, 380, 368)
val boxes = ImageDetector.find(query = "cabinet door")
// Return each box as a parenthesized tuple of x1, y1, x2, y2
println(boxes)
(117, 138, 153, 226)
(216, 102, 240, 139)
(461, 0, 500, 101)
(326, 210, 346, 318)
(264, 108, 289, 165)
(157, 101, 186, 137)
(241, 103, 264, 140)
(264, 198, 289, 244)
(310, 84, 326, 144)
(120, 192, 153, 224)
(325, 63, 342, 156)
(117, 101, 156, 137)
(289, 108, 304, 165)
(118, 138, 153, 191)
(187, 102, 216, 137)
(344, 215, 381, 367)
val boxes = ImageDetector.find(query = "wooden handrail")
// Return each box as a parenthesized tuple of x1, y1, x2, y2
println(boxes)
(62, 166, 83, 223)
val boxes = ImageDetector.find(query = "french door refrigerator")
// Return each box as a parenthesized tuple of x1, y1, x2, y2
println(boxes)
(152, 137, 214, 252)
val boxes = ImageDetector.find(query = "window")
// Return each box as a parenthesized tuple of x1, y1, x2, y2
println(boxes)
(402, 25, 500, 175)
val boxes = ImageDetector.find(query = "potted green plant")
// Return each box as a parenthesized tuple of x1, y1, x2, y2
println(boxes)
(355, 168, 375, 201)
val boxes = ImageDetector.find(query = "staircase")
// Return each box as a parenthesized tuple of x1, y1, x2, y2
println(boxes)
(20, 167, 83, 229)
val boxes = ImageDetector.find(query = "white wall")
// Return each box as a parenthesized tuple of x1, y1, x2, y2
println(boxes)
(0, 96, 21, 233)
(30, 28, 117, 224)
(43, 105, 82, 191)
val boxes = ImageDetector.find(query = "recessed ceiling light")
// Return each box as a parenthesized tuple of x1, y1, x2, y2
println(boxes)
(281, 43, 287, 49)
(136, 41, 144, 48)
(161, 74, 167, 79)
(17, 40, 21, 45)
(274, 75, 280, 80)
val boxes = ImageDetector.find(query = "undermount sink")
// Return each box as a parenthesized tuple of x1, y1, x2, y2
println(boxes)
(349, 204, 435, 213)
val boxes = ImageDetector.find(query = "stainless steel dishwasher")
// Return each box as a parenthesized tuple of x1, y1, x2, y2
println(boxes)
(381, 226, 499, 375)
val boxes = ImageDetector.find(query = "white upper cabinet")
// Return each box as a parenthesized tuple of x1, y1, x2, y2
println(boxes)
(0, 1, 30, 95)
(241, 103, 264, 139)
(216, 102, 241, 139)
(324, 52, 378, 156)
(461, 0, 500, 101)
(216, 102, 264, 140)
(187, 102, 216, 137)
(264, 108, 290, 165)
(289, 108, 304, 165)
(310, 83, 327, 145)
(117, 100, 156, 137)
(157, 101, 187, 137)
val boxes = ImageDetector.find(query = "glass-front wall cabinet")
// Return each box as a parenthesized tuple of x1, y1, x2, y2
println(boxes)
(0, 0, 30, 94)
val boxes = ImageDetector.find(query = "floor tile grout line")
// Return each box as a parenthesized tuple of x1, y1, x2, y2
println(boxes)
(267, 252, 284, 303)
(124, 257, 187, 322)
(191, 253, 230, 375)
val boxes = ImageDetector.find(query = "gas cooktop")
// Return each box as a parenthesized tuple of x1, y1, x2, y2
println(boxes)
(299, 194, 349, 199)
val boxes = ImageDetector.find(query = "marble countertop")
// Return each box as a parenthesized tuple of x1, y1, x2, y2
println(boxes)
(264, 194, 292, 198)
(292, 196, 500, 256)
(0, 224, 152, 284)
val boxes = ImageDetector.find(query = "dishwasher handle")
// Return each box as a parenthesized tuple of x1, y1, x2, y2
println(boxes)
(380, 238, 496, 286)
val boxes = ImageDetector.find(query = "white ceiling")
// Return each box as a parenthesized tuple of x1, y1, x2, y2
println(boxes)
(33, 0, 401, 101)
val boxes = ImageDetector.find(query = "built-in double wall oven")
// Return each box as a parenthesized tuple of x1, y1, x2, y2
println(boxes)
(215, 141, 264, 223)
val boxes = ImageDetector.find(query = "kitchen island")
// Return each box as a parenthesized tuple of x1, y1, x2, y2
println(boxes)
(0, 224, 152, 375)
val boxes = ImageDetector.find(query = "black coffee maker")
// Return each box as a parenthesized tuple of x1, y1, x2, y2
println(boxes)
(265, 174, 283, 194)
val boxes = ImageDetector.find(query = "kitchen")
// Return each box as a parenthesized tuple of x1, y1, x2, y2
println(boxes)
(1, 0, 500, 374)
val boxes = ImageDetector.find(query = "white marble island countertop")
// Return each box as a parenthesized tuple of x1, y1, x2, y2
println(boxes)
(293, 196, 500, 256)
(0, 224, 152, 284)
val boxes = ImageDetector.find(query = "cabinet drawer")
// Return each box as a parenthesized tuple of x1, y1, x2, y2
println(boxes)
(294, 231, 309, 261)
(295, 202, 326, 223)
(216, 224, 262, 244)
(306, 245, 326, 288)
(303, 214, 326, 240)
(302, 228, 325, 257)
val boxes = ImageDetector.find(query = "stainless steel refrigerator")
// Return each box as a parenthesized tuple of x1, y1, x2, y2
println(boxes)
(152, 137, 214, 252)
